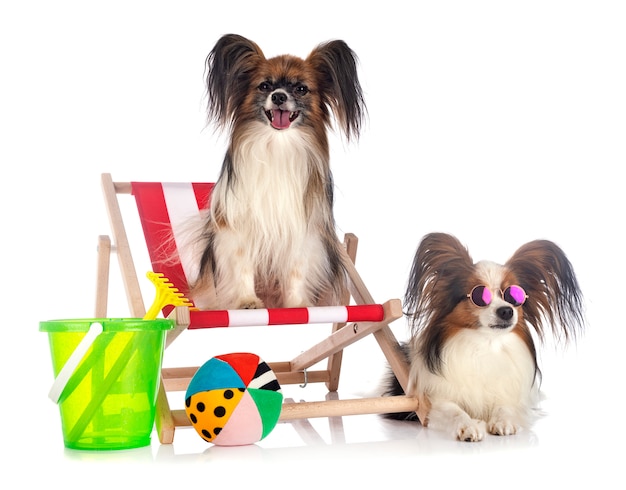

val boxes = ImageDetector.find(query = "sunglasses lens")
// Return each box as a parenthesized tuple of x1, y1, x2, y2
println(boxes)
(504, 285, 526, 306)
(470, 285, 492, 307)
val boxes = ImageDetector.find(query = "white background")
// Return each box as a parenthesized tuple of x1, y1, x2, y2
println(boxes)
(2, 1, 624, 488)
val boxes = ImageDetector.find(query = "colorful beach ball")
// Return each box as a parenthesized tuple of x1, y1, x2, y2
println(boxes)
(185, 353, 283, 446)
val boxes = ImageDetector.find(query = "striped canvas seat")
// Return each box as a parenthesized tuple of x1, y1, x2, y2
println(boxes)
(131, 180, 387, 328)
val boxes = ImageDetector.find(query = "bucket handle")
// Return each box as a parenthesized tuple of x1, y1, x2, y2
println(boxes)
(48, 322, 104, 403)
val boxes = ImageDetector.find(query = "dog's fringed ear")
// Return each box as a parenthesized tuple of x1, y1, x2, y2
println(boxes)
(205, 34, 265, 128)
(505, 240, 585, 343)
(405, 233, 475, 330)
(306, 40, 366, 141)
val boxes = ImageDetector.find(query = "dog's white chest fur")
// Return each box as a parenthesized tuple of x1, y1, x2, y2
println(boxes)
(215, 126, 316, 244)
(414, 329, 540, 421)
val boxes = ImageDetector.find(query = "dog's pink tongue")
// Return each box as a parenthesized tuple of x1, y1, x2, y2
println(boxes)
(271, 109, 291, 129)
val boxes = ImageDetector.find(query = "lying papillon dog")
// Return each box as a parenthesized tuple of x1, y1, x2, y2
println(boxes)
(385, 232, 585, 442)
(189, 34, 366, 310)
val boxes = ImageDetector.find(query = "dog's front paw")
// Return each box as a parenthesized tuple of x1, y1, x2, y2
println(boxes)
(488, 419, 520, 436)
(487, 407, 522, 436)
(236, 297, 265, 309)
(457, 420, 487, 442)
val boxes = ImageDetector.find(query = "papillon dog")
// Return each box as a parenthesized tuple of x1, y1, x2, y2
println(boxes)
(384, 232, 585, 442)
(188, 34, 366, 310)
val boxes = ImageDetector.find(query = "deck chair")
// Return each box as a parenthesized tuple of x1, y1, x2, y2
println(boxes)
(96, 172, 424, 444)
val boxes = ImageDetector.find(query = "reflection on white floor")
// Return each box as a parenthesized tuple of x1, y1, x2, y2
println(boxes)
(60, 386, 543, 465)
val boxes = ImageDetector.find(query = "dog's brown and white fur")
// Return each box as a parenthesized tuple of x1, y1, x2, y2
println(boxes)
(189, 34, 365, 310)
(385, 233, 585, 442)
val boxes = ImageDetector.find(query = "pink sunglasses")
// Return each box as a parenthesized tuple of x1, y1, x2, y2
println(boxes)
(467, 285, 527, 308)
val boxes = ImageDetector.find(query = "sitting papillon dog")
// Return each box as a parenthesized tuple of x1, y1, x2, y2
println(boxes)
(384, 232, 585, 442)
(189, 34, 366, 310)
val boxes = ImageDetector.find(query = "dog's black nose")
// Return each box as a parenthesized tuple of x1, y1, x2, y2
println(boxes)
(271, 92, 287, 106)
(497, 306, 514, 321)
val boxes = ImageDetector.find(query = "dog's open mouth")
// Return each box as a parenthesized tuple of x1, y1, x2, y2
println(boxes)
(265, 109, 299, 130)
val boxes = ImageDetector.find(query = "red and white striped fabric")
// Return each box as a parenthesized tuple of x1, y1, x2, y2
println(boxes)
(132, 181, 213, 316)
(131, 181, 385, 328)
(187, 304, 384, 329)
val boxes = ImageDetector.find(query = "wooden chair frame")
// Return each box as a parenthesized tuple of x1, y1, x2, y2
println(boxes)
(96, 173, 422, 444)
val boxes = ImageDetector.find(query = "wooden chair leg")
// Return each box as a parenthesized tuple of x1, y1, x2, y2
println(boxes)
(101, 173, 146, 318)
(326, 233, 359, 391)
(155, 378, 175, 444)
(95, 235, 111, 318)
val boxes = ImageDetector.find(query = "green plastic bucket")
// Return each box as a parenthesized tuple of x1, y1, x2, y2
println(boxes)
(40, 318, 173, 450)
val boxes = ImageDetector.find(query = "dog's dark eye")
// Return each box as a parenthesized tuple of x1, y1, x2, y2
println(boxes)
(294, 84, 309, 96)
(258, 82, 273, 92)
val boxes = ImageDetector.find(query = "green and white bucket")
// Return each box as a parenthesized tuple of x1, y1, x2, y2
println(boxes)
(40, 318, 173, 450)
